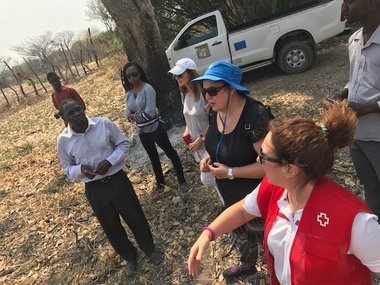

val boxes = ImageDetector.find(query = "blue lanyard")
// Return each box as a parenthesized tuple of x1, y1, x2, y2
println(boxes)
(215, 86, 231, 162)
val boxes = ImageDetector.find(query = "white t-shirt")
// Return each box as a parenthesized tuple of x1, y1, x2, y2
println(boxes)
(182, 93, 209, 157)
(244, 185, 380, 285)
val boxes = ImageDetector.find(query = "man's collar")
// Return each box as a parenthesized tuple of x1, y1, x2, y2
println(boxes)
(66, 117, 94, 136)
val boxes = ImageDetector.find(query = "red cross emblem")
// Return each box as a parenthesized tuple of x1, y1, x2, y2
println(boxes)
(317, 212, 329, 227)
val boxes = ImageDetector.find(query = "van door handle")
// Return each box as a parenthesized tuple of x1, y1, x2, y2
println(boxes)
(212, 41, 222, 46)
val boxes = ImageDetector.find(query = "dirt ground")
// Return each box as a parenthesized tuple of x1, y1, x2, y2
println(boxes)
(1, 23, 377, 285)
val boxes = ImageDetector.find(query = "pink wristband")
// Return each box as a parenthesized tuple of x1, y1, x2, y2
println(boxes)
(202, 226, 215, 241)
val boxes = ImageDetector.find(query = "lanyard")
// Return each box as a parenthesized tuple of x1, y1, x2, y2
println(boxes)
(215, 86, 231, 162)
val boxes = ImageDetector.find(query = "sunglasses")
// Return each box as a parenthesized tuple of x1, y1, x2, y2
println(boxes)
(201, 84, 228, 97)
(258, 148, 282, 164)
(173, 72, 185, 79)
(126, 71, 139, 79)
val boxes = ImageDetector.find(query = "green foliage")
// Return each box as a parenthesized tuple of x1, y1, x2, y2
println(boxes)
(151, 0, 318, 44)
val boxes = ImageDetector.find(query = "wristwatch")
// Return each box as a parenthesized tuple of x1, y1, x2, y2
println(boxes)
(199, 134, 205, 141)
(227, 167, 234, 180)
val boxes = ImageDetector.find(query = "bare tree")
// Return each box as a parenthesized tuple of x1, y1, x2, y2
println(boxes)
(3, 61, 26, 98)
(0, 60, 11, 106)
(0, 86, 10, 106)
(88, 28, 100, 68)
(23, 58, 48, 93)
(56, 31, 81, 77)
(0, 74, 19, 103)
(17, 72, 39, 96)
(100, 0, 183, 126)
(11, 31, 65, 78)
(86, 0, 116, 32)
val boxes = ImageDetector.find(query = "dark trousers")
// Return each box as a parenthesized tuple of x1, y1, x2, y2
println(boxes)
(139, 121, 185, 185)
(350, 140, 380, 219)
(234, 218, 264, 266)
(222, 204, 263, 267)
(85, 170, 155, 262)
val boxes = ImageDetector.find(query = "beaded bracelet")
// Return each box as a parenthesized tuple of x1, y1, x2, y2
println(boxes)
(202, 226, 215, 241)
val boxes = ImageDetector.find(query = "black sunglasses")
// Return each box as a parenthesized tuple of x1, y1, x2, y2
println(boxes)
(173, 72, 185, 79)
(258, 148, 282, 164)
(126, 71, 139, 79)
(201, 84, 228, 97)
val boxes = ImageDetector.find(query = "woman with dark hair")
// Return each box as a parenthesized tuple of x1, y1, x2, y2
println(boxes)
(121, 62, 187, 194)
(188, 101, 380, 284)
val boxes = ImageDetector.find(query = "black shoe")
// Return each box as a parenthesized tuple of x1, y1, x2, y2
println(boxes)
(148, 250, 162, 265)
(222, 264, 257, 279)
(125, 260, 137, 277)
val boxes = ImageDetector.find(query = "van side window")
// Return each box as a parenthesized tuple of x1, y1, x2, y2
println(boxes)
(175, 16, 218, 50)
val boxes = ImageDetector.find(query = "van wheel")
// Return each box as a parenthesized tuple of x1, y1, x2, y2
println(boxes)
(277, 41, 313, 74)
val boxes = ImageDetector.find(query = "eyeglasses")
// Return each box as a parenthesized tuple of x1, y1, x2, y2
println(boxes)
(126, 71, 139, 79)
(173, 72, 185, 79)
(201, 84, 228, 97)
(258, 148, 282, 164)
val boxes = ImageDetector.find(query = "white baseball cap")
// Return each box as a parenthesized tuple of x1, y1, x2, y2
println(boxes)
(168, 58, 197, 75)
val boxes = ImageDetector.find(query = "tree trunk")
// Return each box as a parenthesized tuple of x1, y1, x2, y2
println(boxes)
(88, 28, 100, 68)
(23, 58, 48, 93)
(60, 43, 75, 78)
(3, 61, 27, 98)
(4, 83, 20, 102)
(0, 87, 10, 106)
(100, 0, 183, 127)
(64, 42, 81, 78)
(17, 73, 39, 96)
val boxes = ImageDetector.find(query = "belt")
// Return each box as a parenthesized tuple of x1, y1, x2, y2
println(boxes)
(87, 169, 123, 184)
(100, 176, 111, 183)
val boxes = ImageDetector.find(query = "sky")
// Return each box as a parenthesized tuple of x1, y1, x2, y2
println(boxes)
(0, 0, 104, 64)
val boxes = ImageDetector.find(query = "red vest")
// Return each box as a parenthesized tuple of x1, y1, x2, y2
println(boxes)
(257, 176, 372, 285)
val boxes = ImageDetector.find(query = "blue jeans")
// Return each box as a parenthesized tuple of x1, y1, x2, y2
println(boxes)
(139, 121, 185, 185)
(350, 140, 380, 219)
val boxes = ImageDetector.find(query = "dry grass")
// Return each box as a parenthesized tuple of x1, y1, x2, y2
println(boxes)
(0, 28, 377, 285)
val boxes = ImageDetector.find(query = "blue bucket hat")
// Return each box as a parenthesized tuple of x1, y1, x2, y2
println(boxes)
(192, 61, 250, 94)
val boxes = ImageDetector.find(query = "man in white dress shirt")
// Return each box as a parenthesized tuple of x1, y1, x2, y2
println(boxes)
(57, 98, 162, 277)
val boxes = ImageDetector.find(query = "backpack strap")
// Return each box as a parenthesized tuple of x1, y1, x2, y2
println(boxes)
(243, 97, 274, 142)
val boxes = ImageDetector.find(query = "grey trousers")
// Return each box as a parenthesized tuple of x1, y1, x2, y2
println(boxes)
(350, 140, 380, 219)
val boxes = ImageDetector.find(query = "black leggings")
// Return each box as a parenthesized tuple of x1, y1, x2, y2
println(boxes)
(139, 121, 185, 185)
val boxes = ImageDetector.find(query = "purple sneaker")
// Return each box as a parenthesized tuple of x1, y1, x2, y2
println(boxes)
(222, 264, 257, 279)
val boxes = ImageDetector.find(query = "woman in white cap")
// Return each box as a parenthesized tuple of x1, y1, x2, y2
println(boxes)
(169, 58, 225, 205)
(190, 61, 274, 279)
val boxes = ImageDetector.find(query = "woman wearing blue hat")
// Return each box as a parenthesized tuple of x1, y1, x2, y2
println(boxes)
(192, 61, 274, 279)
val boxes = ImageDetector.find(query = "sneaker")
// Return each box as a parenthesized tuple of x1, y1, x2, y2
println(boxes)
(222, 264, 257, 279)
(125, 260, 137, 277)
(179, 182, 189, 194)
(148, 250, 162, 265)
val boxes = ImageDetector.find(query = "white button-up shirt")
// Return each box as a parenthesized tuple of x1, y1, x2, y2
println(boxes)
(346, 25, 380, 141)
(57, 117, 130, 183)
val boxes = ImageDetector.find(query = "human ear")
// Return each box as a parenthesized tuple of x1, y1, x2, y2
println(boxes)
(283, 164, 300, 178)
